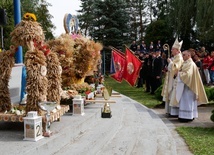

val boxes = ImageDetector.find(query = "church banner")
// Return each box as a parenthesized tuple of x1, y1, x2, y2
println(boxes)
(110, 49, 125, 82)
(123, 47, 142, 86)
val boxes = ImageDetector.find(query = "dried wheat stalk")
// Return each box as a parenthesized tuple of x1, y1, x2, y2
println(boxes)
(0, 49, 15, 111)
(24, 49, 47, 113)
(46, 52, 62, 105)
(10, 20, 45, 48)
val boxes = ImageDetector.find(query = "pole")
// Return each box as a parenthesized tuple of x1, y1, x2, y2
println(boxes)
(13, 0, 26, 102)
(102, 50, 106, 75)
(13, 0, 23, 63)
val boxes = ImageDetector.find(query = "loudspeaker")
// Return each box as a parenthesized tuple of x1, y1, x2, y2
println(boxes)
(0, 9, 7, 25)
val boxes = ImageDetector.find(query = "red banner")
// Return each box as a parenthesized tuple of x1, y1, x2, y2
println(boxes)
(110, 49, 126, 82)
(123, 47, 142, 86)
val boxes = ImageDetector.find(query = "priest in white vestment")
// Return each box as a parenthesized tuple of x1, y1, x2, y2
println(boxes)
(162, 37, 183, 116)
(173, 50, 208, 121)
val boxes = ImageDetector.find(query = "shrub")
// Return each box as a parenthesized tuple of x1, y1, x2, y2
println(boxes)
(154, 85, 163, 101)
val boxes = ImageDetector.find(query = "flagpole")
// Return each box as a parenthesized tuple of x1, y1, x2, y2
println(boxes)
(124, 44, 135, 54)
(109, 46, 125, 56)
(103, 50, 105, 75)
(124, 45, 143, 62)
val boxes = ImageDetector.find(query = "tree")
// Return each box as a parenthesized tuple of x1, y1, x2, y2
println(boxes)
(0, 0, 55, 50)
(21, 0, 55, 40)
(167, 0, 197, 49)
(77, 0, 214, 48)
(88, 0, 131, 48)
(156, 0, 171, 20)
(166, 0, 214, 49)
(0, 0, 14, 50)
(77, 0, 95, 36)
(35, 0, 55, 40)
(195, 0, 214, 48)
(127, 0, 149, 42)
(144, 19, 173, 45)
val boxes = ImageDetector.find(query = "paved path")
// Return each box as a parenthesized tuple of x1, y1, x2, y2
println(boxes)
(0, 93, 195, 155)
(154, 104, 214, 128)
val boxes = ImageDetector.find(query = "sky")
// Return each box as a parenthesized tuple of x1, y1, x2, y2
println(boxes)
(48, 0, 81, 37)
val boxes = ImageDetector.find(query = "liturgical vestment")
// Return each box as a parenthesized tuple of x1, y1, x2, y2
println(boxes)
(162, 53, 183, 114)
(172, 58, 208, 119)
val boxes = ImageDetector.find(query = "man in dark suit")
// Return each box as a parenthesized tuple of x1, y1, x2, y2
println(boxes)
(143, 52, 153, 92)
(130, 41, 138, 52)
(150, 49, 164, 94)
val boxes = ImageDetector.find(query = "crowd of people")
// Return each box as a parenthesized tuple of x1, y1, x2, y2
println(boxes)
(130, 38, 211, 122)
(130, 39, 167, 94)
(190, 47, 214, 86)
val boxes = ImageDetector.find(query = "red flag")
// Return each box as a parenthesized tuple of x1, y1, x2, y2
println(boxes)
(110, 49, 126, 82)
(123, 47, 142, 86)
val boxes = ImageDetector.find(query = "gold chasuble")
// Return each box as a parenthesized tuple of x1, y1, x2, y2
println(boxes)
(161, 53, 183, 102)
(179, 58, 208, 105)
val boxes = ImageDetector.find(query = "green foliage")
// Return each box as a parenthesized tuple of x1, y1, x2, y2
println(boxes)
(78, 0, 214, 49)
(0, 0, 55, 51)
(21, 0, 55, 40)
(155, 84, 214, 104)
(205, 87, 211, 101)
(210, 88, 214, 122)
(0, 0, 14, 50)
(78, 0, 131, 48)
(154, 84, 163, 101)
(204, 86, 214, 102)
(35, 0, 55, 40)
(210, 112, 214, 122)
(156, 0, 170, 20)
(176, 127, 214, 155)
(167, 0, 197, 48)
(77, 0, 94, 36)
(195, 0, 214, 46)
(125, 0, 149, 41)
(168, 0, 214, 48)
(144, 20, 173, 44)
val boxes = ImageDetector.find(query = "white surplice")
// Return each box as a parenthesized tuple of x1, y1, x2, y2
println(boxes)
(176, 74, 198, 119)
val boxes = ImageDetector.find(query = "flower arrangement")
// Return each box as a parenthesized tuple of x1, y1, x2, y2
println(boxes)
(4, 105, 26, 115)
(69, 83, 94, 96)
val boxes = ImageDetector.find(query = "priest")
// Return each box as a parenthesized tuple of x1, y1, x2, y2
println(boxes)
(162, 37, 183, 116)
(173, 50, 208, 121)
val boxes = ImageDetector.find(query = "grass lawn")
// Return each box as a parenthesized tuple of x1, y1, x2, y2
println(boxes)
(104, 76, 162, 108)
(104, 76, 214, 155)
(176, 127, 214, 155)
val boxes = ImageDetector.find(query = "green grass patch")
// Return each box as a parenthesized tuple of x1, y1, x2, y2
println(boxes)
(104, 76, 161, 108)
(176, 127, 214, 155)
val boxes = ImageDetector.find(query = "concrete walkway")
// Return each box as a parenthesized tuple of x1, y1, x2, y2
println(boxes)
(0, 93, 192, 155)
